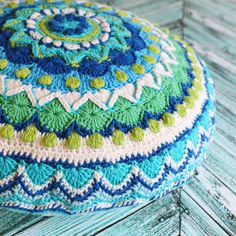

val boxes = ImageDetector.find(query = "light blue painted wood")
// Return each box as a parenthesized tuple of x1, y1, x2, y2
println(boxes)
(181, 188, 229, 236)
(0, 210, 46, 236)
(13, 204, 146, 236)
(97, 192, 179, 236)
(0, 0, 236, 235)
(182, 0, 236, 235)
(183, 165, 236, 235)
(8, 192, 179, 236)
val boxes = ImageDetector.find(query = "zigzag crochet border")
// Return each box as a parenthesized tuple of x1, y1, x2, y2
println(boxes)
(0, 66, 211, 167)
(0, 110, 215, 200)
(0, 37, 176, 112)
(0, 172, 196, 215)
(0, 117, 214, 214)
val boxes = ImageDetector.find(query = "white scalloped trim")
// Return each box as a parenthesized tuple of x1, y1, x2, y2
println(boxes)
(28, 7, 111, 50)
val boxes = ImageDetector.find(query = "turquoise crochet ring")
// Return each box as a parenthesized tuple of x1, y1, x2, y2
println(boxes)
(0, 1, 215, 214)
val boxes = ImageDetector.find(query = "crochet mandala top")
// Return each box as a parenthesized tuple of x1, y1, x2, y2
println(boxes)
(0, 1, 215, 214)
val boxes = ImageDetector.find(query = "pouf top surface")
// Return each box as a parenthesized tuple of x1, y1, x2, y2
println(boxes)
(0, 0, 192, 159)
(0, 0, 215, 214)
(1, 1, 163, 95)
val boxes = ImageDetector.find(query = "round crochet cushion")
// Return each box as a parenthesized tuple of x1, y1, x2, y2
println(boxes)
(0, 0, 215, 215)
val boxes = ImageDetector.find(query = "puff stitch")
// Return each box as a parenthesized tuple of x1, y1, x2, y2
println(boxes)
(0, 0, 215, 214)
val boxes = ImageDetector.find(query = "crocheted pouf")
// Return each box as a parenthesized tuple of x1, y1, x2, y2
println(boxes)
(0, 1, 215, 215)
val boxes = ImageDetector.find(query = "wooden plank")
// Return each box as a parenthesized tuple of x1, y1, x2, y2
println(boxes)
(185, 0, 236, 29)
(97, 192, 180, 236)
(181, 190, 229, 236)
(13, 193, 179, 236)
(183, 19, 236, 72)
(182, 166, 236, 235)
(13, 204, 151, 236)
(0, 209, 46, 236)
(111, 0, 183, 27)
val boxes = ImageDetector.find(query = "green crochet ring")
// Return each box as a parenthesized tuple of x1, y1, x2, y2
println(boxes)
(0, 0, 215, 215)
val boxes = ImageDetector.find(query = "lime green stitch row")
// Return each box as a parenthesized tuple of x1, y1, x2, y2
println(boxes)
(112, 130, 125, 145)
(15, 68, 31, 79)
(148, 35, 159, 42)
(65, 132, 81, 149)
(176, 104, 187, 117)
(90, 78, 105, 89)
(0, 59, 8, 70)
(142, 55, 157, 64)
(25, 0, 35, 4)
(0, 38, 201, 135)
(86, 133, 104, 149)
(100, 6, 112, 11)
(66, 77, 80, 89)
(41, 133, 58, 148)
(115, 70, 128, 82)
(10, 31, 25, 47)
(117, 11, 129, 17)
(141, 26, 152, 33)
(21, 126, 38, 142)
(148, 45, 161, 54)
(130, 127, 144, 142)
(0, 124, 14, 139)
(38, 16, 101, 43)
(38, 75, 53, 86)
(2, 19, 20, 29)
(0, 84, 200, 150)
(7, 3, 18, 8)
(132, 64, 145, 74)
(148, 119, 160, 133)
(84, 1, 94, 7)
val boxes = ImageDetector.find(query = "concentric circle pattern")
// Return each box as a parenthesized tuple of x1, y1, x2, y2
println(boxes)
(0, 0, 215, 214)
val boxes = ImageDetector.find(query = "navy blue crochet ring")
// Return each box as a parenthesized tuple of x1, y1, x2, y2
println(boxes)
(0, 0, 215, 214)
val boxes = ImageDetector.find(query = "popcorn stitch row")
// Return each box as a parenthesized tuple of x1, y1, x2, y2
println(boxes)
(0, 38, 205, 152)
(0, 78, 211, 166)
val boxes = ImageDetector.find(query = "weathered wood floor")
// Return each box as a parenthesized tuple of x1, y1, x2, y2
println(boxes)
(0, 0, 235, 235)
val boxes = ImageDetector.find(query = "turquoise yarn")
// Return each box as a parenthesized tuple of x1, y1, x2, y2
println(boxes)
(0, 0, 215, 215)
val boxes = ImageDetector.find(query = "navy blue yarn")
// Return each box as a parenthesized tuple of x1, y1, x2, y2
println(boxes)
(0, 101, 215, 171)
(48, 20, 64, 33)
(123, 22, 140, 34)
(0, 42, 203, 139)
(38, 57, 73, 74)
(0, 133, 209, 201)
(0, 176, 188, 215)
(48, 14, 89, 35)
(6, 44, 36, 64)
(0, 12, 147, 76)
(78, 59, 110, 76)
(0, 30, 11, 47)
(110, 49, 136, 66)
(126, 35, 146, 50)
(124, 21, 146, 51)
(0, 30, 36, 64)
(53, 14, 65, 23)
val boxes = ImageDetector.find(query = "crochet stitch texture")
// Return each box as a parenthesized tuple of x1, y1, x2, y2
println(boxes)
(0, 0, 215, 214)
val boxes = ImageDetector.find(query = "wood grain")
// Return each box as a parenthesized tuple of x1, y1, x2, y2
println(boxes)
(0, 0, 236, 235)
